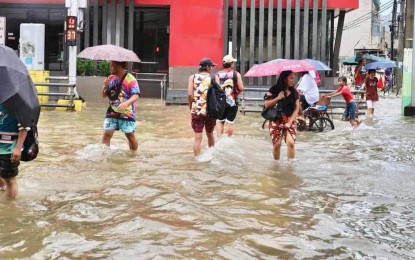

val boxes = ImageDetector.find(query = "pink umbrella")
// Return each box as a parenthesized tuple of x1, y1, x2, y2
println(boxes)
(77, 44, 141, 62)
(244, 59, 318, 77)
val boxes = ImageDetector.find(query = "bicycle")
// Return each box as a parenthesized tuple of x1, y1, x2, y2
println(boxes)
(297, 106, 334, 132)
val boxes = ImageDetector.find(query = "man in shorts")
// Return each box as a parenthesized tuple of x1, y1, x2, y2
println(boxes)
(187, 58, 217, 156)
(101, 61, 140, 150)
(215, 55, 244, 137)
(0, 104, 28, 199)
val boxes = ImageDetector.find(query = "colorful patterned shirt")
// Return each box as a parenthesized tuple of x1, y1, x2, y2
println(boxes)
(191, 73, 212, 115)
(106, 73, 140, 121)
(0, 105, 18, 154)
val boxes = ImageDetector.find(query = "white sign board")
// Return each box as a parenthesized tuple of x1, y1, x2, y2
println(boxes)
(0, 17, 6, 45)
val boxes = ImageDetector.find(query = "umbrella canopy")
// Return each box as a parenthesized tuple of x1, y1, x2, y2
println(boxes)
(341, 57, 358, 65)
(302, 59, 331, 71)
(244, 59, 325, 77)
(364, 61, 397, 70)
(77, 44, 141, 62)
(0, 45, 40, 127)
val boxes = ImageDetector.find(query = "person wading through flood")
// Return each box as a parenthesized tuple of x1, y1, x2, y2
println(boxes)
(0, 104, 28, 199)
(215, 55, 244, 137)
(325, 76, 362, 128)
(187, 58, 217, 157)
(364, 69, 379, 118)
(100, 61, 140, 150)
(354, 58, 367, 99)
(264, 70, 300, 160)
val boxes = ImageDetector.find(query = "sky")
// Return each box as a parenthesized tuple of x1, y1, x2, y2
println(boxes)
(379, 0, 393, 15)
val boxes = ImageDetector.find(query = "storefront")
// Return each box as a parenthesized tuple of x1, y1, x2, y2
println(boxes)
(0, 0, 358, 89)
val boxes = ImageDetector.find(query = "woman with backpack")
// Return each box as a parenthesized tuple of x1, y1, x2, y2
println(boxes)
(264, 70, 300, 160)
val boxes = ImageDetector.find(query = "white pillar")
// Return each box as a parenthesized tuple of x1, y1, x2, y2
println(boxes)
(67, 0, 78, 85)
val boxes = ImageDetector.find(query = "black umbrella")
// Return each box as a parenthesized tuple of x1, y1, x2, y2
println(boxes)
(0, 45, 40, 127)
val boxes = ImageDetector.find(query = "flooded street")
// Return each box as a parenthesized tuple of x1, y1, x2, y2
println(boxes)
(0, 95, 414, 259)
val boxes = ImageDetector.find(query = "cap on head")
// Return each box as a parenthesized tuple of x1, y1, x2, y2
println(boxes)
(223, 54, 237, 64)
(199, 58, 216, 67)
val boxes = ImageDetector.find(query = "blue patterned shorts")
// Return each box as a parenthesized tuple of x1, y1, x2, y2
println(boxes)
(103, 118, 136, 133)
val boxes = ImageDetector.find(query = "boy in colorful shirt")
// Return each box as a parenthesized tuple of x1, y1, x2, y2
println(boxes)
(0, 104, 28, 199)
(101, 61, 140, 150)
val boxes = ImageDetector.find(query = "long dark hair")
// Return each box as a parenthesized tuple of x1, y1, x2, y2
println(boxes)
(276, 70, 294, 92)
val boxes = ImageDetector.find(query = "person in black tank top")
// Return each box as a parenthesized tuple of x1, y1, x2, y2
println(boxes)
(264, 70, 300, 160)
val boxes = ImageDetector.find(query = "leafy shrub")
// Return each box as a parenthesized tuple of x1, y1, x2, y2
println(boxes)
(98, 61, 111, 77)
(76, 58, 86, 76)
(84, 60, 95, 76)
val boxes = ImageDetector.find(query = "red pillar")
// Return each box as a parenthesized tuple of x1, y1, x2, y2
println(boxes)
(169, 0, 225, 67)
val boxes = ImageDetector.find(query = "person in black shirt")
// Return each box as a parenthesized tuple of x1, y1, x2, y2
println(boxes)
(264, 70, 300, 160)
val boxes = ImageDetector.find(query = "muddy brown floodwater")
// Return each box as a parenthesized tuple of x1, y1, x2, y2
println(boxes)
(0, 95, 414, 259)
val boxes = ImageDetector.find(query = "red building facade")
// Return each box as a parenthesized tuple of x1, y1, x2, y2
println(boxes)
(0, 0, 358, 90)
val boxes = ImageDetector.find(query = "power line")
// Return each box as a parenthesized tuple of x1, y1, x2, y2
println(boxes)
(342, 0, 393, 29)
(341, 2, 394, 31)
(342, 8, 393, 31)
(342, 1, 394, 31)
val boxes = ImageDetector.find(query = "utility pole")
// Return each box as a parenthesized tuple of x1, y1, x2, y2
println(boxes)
(405, 0, 413, 49)
(391, 0, 398, 60)
(396, 0, 406, 90)
(403, 0, 415, 116)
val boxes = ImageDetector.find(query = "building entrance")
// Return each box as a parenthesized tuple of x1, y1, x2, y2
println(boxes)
(0, 3, 65, 71)
(132, 8, 169, 74)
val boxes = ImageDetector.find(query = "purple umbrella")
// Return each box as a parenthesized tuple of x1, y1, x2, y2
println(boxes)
(78, 44, 141, 62)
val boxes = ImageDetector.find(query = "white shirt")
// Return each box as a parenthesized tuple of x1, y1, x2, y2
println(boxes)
(309, 70, 317, 79)
(297, 73, 319, 105)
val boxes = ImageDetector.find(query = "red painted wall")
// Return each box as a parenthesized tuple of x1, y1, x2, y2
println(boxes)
(168, 0, 224, 67)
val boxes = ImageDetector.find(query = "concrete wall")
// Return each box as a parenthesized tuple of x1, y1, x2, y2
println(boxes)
(76, 76, 107, 104)
(76, 76, 164, 103)
(338, 0, 384, 58)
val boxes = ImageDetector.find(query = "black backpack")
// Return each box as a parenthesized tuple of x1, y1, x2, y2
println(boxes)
(21, 124, 39, 162)
(207, 74, 227, 119)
